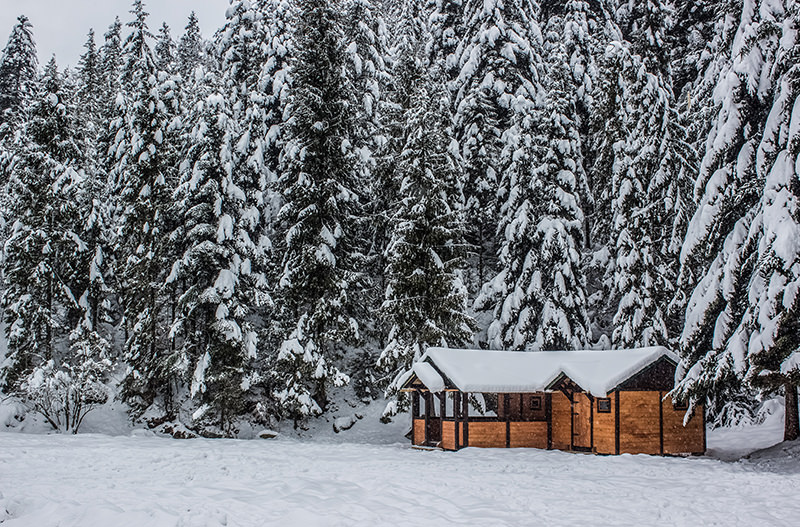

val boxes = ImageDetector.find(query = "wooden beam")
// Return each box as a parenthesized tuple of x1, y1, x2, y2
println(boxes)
(570, 393, 575, 451)
(590, 393, 594, 453)
(463, 392, 469, 448)
(546, 392, 552, 450)
(702, 404, 707, 454)
(454, 392, 460, 450)
(424, 392, 431, 446)
(659, 390, 664, 455)
(614, 391, 620, 455)
(504, 394, 511, 448)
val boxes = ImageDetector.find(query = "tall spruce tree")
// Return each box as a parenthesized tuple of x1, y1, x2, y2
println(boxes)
(274, 0, 363, 419)
(454, 0, 542, 294)
(0, 15, 37, 132)
(177, 12, 204, 79)
(379, 74, 474, 416)
(113, 0, 182, 416)
(155, 23, 175, 74)
(1, 59, 85, 390)
(479, 17, 590, 351)
(170, 70, 270, 433)
(675, 0, 800, 438)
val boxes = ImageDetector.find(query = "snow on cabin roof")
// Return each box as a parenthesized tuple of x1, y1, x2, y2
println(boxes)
(412, 362, 445, 393)
(416, 347, 678, 397)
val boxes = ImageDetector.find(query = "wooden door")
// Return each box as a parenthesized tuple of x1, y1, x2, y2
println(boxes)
(572, 393, 592, 450)
(424, 393, 442, 446)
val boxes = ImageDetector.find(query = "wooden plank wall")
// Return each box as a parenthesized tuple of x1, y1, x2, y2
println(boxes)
(467, 422, 506, 448)
(509, 422, 548, 448)
(619, 391, 662, 454)
(551, 392, 572, 450)
(413, 419, 425, 446)
(442, 421, 456, 450)
(662, 395, 705, 454)
(593, 398, 615, 454)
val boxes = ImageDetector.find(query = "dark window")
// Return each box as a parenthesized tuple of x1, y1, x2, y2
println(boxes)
(672, 399, 688, 411)
(597, 398, 611, 413)
(530, 396, 542, 411)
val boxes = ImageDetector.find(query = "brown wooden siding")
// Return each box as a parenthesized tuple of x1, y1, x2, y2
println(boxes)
(551, 392, 572, 450)
(619, 391, 662, 454)
(509, 422, 548, 448)
(662, 395, 705, 454)
(467, 422, 506, 448)
(442, 420, 456, 450)
(413, 419, 425, 446)
(593, 396, 616, 454)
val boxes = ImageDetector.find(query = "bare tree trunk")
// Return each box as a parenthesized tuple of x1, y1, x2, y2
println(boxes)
(785, 383, 799, 442)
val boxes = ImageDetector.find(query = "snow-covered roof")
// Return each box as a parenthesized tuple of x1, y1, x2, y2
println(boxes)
(413, 347, 677, 397)
(412, 362, 445, 393)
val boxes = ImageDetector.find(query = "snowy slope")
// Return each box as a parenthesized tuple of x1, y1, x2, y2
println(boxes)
(1, 419, 798, 527)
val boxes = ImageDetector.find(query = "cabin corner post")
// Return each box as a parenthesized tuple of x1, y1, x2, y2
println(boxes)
(614, 391, 620, 455)
(545, 392, 553, 450)
(701, 404, 707, 454)
(504, 394, 511, 448)
(658, 390, 664, 455)
(462, 392, 469, 448)
(589, 394, 594, 452)
(454, 391, 461, 451)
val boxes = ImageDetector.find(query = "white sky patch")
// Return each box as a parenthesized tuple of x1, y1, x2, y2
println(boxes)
(0, 0, 229, 68)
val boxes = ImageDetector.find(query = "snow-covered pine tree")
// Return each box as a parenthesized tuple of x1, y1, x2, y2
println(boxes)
(170, 70, 270, 434)
(1, 58, 85, 390)
(274, 0, 364, 419)
(342, 0, 390, 159)
(100, 17, 123, 107)
(177, 12, 204, 79)
(369, 0, 427, 322)
(218, 0, 289, 230)
(0, 15, 37, 145)
(454, 0, 542, 294)
(669, 0, 719, 99)
(675, 0, 800, 437)
(155, 23, 176, 74)
(75, 30, 106, 170)
(379, 72, 474, 417)
(427, 0, 464, 85)
(113, 0, 183, 416)
(341, 0, 393, 358)
(478, 17, 590, 351)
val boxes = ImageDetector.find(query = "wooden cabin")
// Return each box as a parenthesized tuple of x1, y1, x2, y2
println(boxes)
(400, 347, 705, 455)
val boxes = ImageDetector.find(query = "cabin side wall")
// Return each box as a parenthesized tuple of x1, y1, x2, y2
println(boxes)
(662, 395, 705, 454)
(466, 422, 506, 447)
(413, 418, 425, 446)
(619, 391, 662, 454)
(509, 422, 548, 448)
(593, 396, 616, 454)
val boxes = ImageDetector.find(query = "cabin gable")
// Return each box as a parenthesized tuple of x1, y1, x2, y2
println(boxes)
(614, 356, 677, 392)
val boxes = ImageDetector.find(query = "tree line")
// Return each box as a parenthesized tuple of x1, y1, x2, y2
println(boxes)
(0, 0, 798, 440)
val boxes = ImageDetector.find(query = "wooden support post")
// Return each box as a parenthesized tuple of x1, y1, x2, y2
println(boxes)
(658, 391, 664, 455)
(463, 392, 469, 448)
(546, 393, 552, 450)
(589, 394, 594, 452)
(424, 392, 430, 446)
(614, 391, 620, 455)
(454, 392, 460, 450)
(504, 394, 511, 448)
(570, 393, 575, 451)
(439, 392, 446, 421)
(412, 391, 420, 419)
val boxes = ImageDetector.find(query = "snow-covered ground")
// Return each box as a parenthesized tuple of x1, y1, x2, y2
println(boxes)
(1, 409, 798, 527)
